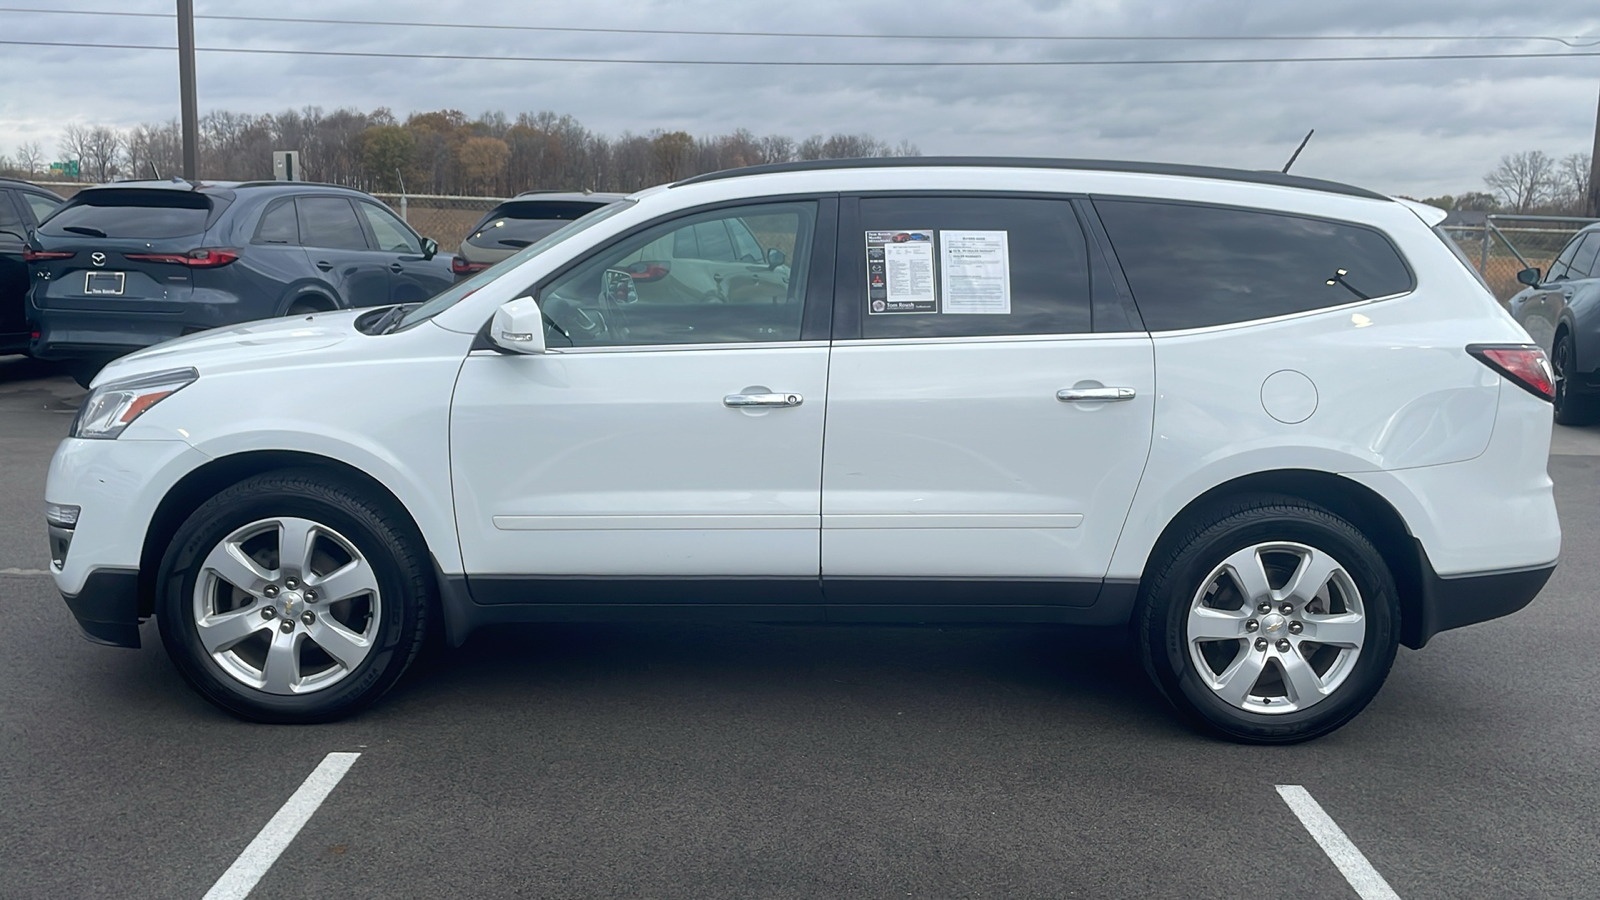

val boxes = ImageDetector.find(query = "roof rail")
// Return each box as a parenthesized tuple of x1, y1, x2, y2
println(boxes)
(670, 156, 1388, 201)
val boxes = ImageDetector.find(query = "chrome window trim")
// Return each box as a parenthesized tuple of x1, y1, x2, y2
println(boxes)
(1144, 291, 1413, 339)
(469, 340, 828, 356)
(834, 331, 1147, 347)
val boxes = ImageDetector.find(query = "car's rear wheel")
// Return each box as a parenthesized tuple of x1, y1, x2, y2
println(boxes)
(1137, 498, 1399, 744)
(1552, 331, 1599, 425)
(156, 469, 431, 723)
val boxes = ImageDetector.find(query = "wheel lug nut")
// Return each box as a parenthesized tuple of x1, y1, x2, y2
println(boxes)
(1289, 621, 1303, 634)
(279, 620, 294, 634)
(1254, 638, 1268, 651)
(261, 607, 276, 619)
(301, 611, 315, 626)
(1276, 639, 1291, 652)
(304, 589, 317, 603)
(1257, 602, 1272, 613)
(1245, 619, 1259, 632)
(1279, 602, 1293, 614)
(285, 577, 300, 590)
(263, 585, 279, 598)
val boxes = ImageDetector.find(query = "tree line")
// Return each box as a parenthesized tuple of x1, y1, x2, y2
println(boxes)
(0, 107, 920, 195)
(1414, 150, 1593, 215)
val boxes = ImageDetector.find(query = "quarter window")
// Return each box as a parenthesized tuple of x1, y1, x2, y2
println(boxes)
(1546, 234, 1585, 282)
(538, 202, 815, 347)
(858, 196, 1093, 339)
(254, 199, 299, 244)
(0, 192, 23, 233)
(21, 193, 61, 226)
(1094, 200, 1415, 331)
(296, 197, 368, 251)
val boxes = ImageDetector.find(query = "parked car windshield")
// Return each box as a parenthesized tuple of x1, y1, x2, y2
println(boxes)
(464, 201, 608, 250)
(39, 189, 216, 239)
(397, 199, 635, 330)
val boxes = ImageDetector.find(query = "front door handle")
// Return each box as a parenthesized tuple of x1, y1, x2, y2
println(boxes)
(1057, 387, 1136, 402)
(724, 392, 803, 408)
(390, 263, 404, 273)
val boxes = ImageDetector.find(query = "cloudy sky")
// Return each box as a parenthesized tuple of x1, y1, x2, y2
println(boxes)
(2, 0, 1598, 197)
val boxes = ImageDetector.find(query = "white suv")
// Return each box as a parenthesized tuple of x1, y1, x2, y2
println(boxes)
(44, 159, 1560, 742)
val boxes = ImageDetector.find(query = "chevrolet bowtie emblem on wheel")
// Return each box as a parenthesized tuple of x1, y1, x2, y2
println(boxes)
(90, 252, 106, 267)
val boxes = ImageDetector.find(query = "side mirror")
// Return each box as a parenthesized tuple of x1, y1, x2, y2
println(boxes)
(1517, 266, 1541, 287)
(766, 247, 786, 269)
(489, 296, 547, 354)
(421, 237, 439, 260)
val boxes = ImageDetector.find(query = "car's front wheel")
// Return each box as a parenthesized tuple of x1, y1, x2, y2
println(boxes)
(156, 469, 431, 723)
(1137, 498, 1399, 744)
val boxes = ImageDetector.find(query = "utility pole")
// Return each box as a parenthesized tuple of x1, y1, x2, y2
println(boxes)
(1589, 79, 1600, 217)
(177, 0, 199, 180)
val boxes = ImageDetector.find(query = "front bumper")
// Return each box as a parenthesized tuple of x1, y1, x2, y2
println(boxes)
(61, 568, 142, 647)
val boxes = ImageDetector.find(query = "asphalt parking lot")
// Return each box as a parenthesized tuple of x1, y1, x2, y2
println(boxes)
(3, 353, 1600, 899)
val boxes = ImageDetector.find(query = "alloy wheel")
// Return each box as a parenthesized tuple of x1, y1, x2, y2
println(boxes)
(191, 516, 382, 694)
(1185, 541, 1366, 714)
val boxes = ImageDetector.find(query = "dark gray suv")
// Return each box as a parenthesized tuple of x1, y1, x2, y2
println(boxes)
(0, 178, 65, 354)
(27, 179, 452, 384)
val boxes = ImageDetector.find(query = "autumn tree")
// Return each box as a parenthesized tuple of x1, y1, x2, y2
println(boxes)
(360, 125, 416, 191)
(458, 136, 510, 194)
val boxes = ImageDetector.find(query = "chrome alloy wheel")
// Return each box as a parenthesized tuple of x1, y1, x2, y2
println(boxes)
(191, 517, 382, 695)
(1185, 542, 1366, 714)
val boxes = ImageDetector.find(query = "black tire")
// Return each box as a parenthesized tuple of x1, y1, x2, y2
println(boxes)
(1552, 332, 1599, 426)
(1136, 497, 1399, 744)
(156, 469, 432, 723)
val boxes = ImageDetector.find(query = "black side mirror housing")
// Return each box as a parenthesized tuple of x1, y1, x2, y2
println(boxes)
(1517, 266, 1541, 287)
(422, 237, 439, 260)
(766, 247, 786, 269)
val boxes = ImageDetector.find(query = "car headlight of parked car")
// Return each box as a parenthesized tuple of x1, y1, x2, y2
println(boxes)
(70, 368, 198, 440)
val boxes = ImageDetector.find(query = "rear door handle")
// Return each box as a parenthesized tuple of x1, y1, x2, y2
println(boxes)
(315, 261, 333, 272)
(1057, 387, 1136, 402)
(724, 392, 803, 408)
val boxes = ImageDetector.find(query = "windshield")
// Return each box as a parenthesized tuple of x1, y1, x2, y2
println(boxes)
(465, 201, 608, 249)
(41, 189, 217, 239)
(397, 199, 636, 330)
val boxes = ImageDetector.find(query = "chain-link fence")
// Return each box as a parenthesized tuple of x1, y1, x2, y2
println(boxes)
(1441, 215, 1600, 303)
(369, 193, 502, 254)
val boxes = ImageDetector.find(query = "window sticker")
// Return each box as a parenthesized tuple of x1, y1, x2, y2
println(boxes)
(939, 230, 1011, 315)
(865, 229, 936, 314)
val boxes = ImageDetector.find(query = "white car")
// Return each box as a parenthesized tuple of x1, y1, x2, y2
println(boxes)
(44, 158, 1560, 742)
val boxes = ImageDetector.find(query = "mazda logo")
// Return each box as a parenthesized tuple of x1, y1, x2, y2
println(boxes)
(91, 252, 106, 267)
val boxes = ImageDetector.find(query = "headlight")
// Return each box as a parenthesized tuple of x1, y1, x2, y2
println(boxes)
(71, 367, 198, 440)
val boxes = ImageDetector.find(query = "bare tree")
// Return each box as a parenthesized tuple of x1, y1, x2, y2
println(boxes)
(1485, 150, 1556, 212)
(58, 124, 94, 177)
(82, 126, 124, 182)
(1556, 152, 1592, 214)
(15, 141, 44, 175)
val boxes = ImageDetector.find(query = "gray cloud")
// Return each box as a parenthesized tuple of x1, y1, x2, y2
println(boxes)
(2, 0, 1597, 196)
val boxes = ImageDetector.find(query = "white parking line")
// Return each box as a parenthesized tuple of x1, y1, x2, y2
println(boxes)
(1275, 784, 1401, 900)
(0, 568, 52, 576)
(202, 752, 361, 900)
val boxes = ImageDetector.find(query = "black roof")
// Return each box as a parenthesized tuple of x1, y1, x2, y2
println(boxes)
(85, 178, 370, 197)
(0, 177, 64, 195)
(671, 156, 1389, 201)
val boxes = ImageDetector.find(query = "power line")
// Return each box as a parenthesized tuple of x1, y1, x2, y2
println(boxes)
(3, 38, 1600, 66)
(0, 6, 1595, 46)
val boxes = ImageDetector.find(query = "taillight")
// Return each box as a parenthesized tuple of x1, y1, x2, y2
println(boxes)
(124, 248, 239, 268)
(1468, 343, 1555, 401)
(23, 248, 74, 262)
(452, 255, 488, 276)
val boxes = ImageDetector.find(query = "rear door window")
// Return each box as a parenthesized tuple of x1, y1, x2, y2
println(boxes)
(296, 197, 369, 251)
(855, 195, 1093, 339)
(39, 189, 213, 239)
(0, 192, 25, 236)
(1094, 199, 1415, 331)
